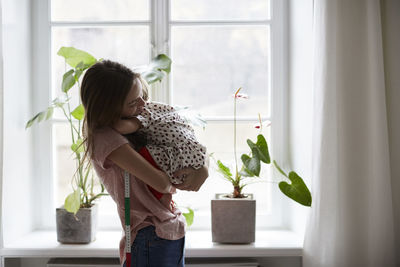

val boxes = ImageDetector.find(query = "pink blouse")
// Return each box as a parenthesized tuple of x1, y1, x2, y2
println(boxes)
(91, 127, 186, 265)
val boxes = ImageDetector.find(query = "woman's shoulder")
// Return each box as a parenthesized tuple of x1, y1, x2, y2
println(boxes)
(92, 127, 129, 149)
(91, 126, 129, 165)
(93, 126, 123, 138)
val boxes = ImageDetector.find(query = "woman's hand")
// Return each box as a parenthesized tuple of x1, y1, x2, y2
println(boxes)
(173, 154, 210, 191)
(173, 166, 209, 191)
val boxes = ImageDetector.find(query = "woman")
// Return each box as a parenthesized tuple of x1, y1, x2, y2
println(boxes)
(80, 60, 209, 266)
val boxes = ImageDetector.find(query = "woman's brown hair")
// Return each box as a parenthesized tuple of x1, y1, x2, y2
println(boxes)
(80, 60, 148, 161)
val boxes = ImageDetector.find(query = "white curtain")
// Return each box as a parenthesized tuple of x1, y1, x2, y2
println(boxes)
(0, 0, 4, 251)
(303, 0, 400, 266)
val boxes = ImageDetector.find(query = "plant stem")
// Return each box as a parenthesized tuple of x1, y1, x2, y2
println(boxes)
(77, 79, 82, 138)
(234, 93, 238, 179)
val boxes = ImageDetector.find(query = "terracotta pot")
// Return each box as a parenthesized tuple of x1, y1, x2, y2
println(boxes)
(211, 193, 256, 244)
(56, 204, 98, 244)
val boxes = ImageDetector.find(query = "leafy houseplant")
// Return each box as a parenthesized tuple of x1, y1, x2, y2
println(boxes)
(26, 47, 173, 242)
(26, 47, 173, 214)
(215, 87, 312, 206)
(211, 87, 312, 243)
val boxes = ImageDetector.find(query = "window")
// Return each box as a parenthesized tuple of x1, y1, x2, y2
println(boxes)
(34, 0, 288, 230)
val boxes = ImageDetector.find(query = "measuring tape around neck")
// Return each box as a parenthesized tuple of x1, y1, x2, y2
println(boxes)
(124, 170, 131, 267)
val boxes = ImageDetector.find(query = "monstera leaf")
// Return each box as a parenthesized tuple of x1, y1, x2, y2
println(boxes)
(57, 47, 97, 69)
(138, 54, 172, 84)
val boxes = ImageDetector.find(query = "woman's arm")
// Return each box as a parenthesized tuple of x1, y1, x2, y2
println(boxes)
(113, 117, 142, 135)
(107, 143, 175, 193)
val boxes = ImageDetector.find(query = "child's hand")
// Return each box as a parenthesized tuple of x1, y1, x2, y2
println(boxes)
(113, 117, 142, 135)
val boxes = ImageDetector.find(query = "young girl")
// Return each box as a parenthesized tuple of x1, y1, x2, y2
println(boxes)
(80, 60, 209, 267)
(113, 80, 207, 185)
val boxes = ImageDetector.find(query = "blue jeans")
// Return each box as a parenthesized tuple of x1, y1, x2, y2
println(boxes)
(123, 225, 185, 267)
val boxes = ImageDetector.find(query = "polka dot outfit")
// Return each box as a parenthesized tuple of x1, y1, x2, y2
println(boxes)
(136, 101, 207, 185)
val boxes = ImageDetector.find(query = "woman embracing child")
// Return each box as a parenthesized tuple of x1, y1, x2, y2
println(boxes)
(80, 60, 209, 267)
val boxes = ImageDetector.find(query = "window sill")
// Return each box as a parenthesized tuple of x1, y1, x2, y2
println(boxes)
(1, 230, 302, 258)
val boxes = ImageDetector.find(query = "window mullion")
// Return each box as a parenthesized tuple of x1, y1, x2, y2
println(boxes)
(150, 0, 170, 103)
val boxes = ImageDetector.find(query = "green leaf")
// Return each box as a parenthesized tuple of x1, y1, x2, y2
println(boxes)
(57, 47, 97, 69)
(25, 105, 54, 129)
(148, 54, 172, 74)
(45, 107, 54, 120)
(25, 112, 42, 129)
(279, 171, 312, 207)
(174, 105, 207, 128)
(239, 166, 255, 177)
(255, 134, 270, 163)
(71, 138, 84, 154)
(247, 135, 270, 164)
(52, 97, 66, 108)
(137, 54, 172, 84)
(182, 207, 194, 227)
(216, 160, 234, 182)
(241, 151, 260, 176)
(141, 69, 166, 84)
(71, 104, 85, 120)
(75, 61, 86, 70)
(74, 68, 83, 81)
(62, 69, 76, 93)
(64, 188, 81, 214)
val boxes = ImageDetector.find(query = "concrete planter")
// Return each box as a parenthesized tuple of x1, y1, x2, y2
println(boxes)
(211, 193, 256, 244)
(56, 204, 98, 244)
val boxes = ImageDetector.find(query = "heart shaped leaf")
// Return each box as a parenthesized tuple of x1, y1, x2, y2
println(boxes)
(239, 167, 255, 177)
(182, 207, 194, 227)
(71, 104, 85, 121)
(64, 188, 81, 214)
(247, 134, 270, 164)
(71, 138, 84, 154)
(279, 171, 312, 206)
(241, 151, 260, 176)
(148, 54, 171, 74)
(256, 134, 270, 163)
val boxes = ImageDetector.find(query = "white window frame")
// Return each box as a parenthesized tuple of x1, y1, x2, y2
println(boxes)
(33, 0, 289, 230)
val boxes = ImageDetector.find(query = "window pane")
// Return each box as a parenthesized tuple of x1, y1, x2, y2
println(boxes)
(53, 123, 104, 206)
(171, 26, 270, 118)
(54, 123, 119, 228)
(51, 26, 150, 119)
(171, 0, 270, 21)
(51, 0, 149, 21)
(172, 122, 272, 228)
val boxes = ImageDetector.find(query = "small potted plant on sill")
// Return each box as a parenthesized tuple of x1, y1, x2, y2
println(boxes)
(211, 87, 312, 244)
(26, 46, 173, 243)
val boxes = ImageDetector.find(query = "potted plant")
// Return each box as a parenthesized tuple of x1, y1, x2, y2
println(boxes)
(26, 46, 173, 243)
(212, 87, 312, 244)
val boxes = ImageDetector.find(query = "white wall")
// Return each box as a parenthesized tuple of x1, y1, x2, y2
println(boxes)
(1, 0, 34, 244)
(287, 0, 313, 236)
